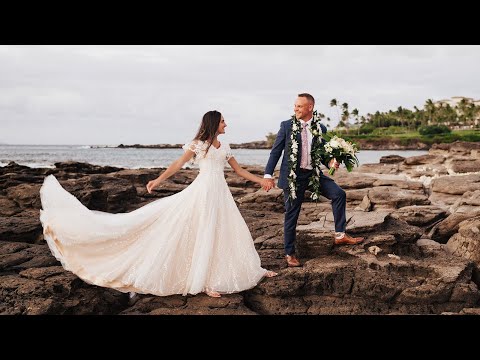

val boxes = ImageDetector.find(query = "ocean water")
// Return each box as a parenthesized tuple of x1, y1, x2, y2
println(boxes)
(0, 145, 428, 169)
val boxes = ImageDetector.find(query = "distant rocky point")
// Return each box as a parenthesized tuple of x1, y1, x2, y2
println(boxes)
(112, 141, 270, 150)
(117, 143, 183, 149)
(230, 141, 269, 149)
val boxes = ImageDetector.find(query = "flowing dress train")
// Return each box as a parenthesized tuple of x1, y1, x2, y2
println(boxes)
(39, 140, 267, 296)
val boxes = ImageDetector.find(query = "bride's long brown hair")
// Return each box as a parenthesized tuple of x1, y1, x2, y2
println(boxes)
(193, 110, 222, 157)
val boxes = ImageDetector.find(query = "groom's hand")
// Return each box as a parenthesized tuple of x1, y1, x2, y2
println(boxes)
(261, 178, 275, 192)
(329, 158, 340, 170)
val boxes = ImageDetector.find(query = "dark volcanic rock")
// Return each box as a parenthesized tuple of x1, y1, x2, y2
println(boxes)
(53, 161, 122, 174)
(2, 145, 480, 315)
(380, 155, 405, 164)
(0, 215, 43, 244)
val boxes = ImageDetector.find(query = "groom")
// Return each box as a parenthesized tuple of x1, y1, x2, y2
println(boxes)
(262, 93, 364, 267)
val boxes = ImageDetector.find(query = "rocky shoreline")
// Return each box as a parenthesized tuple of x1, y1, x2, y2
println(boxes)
(354, 137, 431, 150)
(1, 141, 480, 315)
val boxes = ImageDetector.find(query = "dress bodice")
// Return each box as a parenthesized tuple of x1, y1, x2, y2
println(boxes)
(182, 140, 234, 174)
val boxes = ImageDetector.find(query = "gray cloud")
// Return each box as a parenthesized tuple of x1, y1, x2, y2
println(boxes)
(0, 45, 479, 145)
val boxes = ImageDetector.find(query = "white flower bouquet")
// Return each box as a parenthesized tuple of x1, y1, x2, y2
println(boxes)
(322, 135, 359, 176)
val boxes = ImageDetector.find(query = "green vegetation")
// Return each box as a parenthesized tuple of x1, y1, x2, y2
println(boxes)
(348, 97, 480, 138)
(343, 129, 480, 145)
(418, 125, 451, 136)
(266, 132, 277, 147)
(266, 97, 480, 147)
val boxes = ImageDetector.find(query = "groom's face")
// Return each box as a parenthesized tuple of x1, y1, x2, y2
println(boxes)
(294, 97, 313, 120)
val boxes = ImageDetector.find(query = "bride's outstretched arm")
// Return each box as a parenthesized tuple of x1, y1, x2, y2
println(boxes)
(147, 150, 195, 193)
(227, 157, 263, 186)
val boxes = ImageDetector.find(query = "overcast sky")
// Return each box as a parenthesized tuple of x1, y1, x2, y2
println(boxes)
(1, 45, 479, 145)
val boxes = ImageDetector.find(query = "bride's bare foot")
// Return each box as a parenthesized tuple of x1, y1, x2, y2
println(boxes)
(265, 270, 278, 278)
(206, 290, 221, 298)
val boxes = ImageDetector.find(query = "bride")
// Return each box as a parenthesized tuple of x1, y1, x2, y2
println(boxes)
(40, 110, 277, 299)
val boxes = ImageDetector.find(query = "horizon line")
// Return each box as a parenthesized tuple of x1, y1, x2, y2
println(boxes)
(0, 140, 268, 146)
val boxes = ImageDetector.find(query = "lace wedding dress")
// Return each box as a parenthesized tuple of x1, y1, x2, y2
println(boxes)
(39, 140, 268, 296)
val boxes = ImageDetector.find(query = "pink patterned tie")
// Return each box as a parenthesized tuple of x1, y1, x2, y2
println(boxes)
(300, 122, 309, 169)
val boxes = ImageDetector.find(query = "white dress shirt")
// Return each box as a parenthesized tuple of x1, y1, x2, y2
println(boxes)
(265, 117, 313, 178)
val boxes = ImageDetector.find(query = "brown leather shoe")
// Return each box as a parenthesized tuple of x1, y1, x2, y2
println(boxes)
(334, 233, 364, 245)
(285, 254, 301, 267)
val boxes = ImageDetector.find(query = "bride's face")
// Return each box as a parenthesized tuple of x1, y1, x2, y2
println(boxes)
(217, 116, 227, 135)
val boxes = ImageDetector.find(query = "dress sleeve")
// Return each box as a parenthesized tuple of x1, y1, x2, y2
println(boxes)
(224, 143, 234, 161)
(182, 140, 204, 157)
(182, 140, 207, 165)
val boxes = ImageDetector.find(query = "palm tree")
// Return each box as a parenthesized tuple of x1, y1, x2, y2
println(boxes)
(330, 98, 341, 129)
(413, 105, 422, 130)
(473, 103, 480, 128)
(397, 106, 404, 129)
(424, 99, 436, 126)
(467, 103, 477, 128)
(436, 103, 446, 126)
(375, 111, 381, 128)
(456, 98, 472, 128)
(342, 109, 350, 134)
(341, 103, 350, 133)
(352, 108, 360, 135)
(326, 117, 332, 129)
(317, 112, 329, 129)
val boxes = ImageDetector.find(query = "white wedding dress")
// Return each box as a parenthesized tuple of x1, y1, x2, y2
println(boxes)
(39, 140, 268, 296)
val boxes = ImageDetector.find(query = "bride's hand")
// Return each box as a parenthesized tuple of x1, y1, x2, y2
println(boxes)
(146, 179, 160, 194)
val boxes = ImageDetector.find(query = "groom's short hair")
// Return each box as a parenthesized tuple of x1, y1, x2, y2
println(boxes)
(298, 93, 315, 106)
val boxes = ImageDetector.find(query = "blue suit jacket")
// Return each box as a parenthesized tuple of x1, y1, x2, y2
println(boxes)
(264, 119, 329, 189)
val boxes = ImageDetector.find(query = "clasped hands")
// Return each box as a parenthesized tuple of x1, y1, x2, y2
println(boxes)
(261, 178, 275, 192)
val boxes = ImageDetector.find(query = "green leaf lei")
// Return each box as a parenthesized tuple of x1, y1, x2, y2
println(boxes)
(287, 110, 324, 203)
